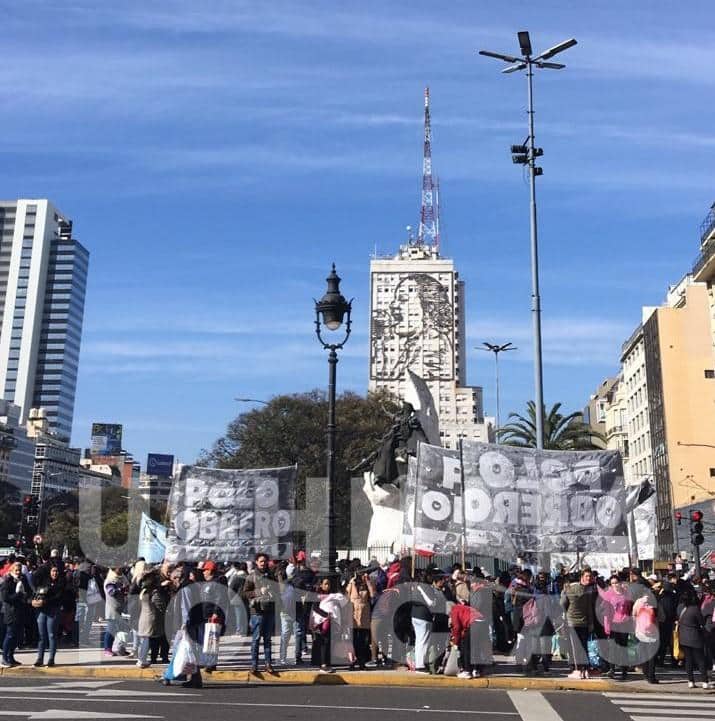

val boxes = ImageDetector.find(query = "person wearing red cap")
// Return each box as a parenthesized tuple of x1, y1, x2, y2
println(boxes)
(179, 560, 229, 686)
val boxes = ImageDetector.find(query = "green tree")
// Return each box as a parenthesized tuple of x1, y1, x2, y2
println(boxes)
(44, 487, 145, 562)
(199, 389, 398, 544)
(498, 401, 606, 450)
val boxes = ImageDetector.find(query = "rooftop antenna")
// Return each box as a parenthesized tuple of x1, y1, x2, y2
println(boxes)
(417, 87, 440, 252)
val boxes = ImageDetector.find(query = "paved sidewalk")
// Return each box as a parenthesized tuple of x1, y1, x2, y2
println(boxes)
(3, 629, 709, 695)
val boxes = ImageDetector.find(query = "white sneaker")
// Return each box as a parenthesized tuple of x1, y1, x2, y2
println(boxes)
(688, 681, 695, 689)
(472, 670, 481, 678)
(704, 682, 710, 690)
(457, 671, 472, 679)
(567, 670, 582, 679)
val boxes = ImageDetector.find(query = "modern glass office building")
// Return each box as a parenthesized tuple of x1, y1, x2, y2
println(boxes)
(0, 200, 88, 440)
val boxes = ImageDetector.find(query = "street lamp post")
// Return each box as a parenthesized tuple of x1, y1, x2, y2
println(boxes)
(477, 342, 516, 441)
(479, 31, 577, 449)
(314, 264, 352, 574)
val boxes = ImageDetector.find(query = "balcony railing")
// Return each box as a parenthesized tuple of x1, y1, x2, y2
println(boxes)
(701, 203, 715, 244)
(693, 203, 715, 277)
(693, 237, 715, 278)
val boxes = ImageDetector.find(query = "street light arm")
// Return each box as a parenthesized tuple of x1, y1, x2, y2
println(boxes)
(478, 49, 522, 63)
(502, 63, 527, 74)
(532, 37, 577, 62)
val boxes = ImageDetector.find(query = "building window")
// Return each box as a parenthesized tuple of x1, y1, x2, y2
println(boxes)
(710, 468, 715, 477)
(705, 370, 715, 379)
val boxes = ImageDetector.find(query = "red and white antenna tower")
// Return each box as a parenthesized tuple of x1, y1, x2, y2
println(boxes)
(417, 86, 440, 251)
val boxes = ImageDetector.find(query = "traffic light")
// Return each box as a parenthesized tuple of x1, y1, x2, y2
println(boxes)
(691, 509, 705, 547)
(675, 511, 683, 525)
(22, 495, 32, 511)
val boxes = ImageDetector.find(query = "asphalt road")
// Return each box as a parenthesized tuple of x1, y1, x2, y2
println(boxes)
(0, 677, 711, 721)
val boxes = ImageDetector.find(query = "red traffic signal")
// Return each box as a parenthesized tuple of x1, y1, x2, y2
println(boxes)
(22, 495, 32, 508)
(675, 511, 683, 525)
(691, 510, 704, 523)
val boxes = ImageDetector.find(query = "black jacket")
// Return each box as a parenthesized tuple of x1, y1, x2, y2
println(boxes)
(1, 573, 32, 625)
(32, 578, 65, 615)
(657, 582, 679, 624)
(678, 604, 706, 649)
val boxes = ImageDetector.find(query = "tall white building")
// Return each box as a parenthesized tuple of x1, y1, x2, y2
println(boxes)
(367, 89, 488, 448)
(369, 242, 488, 448)
(621, 317, 654, 488)
(0, 200, 88, 440)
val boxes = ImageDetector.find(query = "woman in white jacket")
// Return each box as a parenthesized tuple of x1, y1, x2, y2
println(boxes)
(310, 577, 350, 673)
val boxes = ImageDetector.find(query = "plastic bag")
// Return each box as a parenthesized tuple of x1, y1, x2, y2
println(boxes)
(112, 631, 130, 656)
(163, 631, 187, 682)
(443, 645, 460, 677)
(587, 635, 600, 668)
(86, 578, 102, 606)
(173, 630, 199, 677)
(203, 622, 221, 656)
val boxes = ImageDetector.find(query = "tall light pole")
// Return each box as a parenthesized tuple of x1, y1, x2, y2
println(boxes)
(477, 342, 516, 441)
(479, 31, 577, 449)
(314, 264, 352, 574)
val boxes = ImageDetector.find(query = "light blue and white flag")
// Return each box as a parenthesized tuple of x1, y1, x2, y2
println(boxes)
(138, 513, 167, 563)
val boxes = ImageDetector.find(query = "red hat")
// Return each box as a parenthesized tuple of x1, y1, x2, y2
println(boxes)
(203, 561, 218, 573)
(296, 551, 306, 562)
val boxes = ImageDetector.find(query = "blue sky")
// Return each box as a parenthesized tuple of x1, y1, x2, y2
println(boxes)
(2, 2, 713, 467)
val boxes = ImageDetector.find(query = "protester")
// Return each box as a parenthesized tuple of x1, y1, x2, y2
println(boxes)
(103, 567, 128, 657)
(678, 588, 712, 689)
(632, 583, 660, 685)
(561, 569, 595, 679)
(1, 561, 31, 667)
(242, 553, 276, 673)
(596, 574, 632, 680)
(32, 564, 64, 668)
(131, 565, 168, 669)
(346, 567, 374, 670)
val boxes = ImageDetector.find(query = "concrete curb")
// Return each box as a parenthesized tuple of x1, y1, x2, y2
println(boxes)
(0, 664, 700, 694)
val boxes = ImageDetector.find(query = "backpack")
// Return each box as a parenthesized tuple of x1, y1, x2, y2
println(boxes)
(522, 597, 542, 629)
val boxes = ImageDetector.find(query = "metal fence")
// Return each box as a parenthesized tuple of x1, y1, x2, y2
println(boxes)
(336, 546, 510, 575)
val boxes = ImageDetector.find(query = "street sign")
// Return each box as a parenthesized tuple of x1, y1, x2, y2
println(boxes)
(33, 534, 43, 545)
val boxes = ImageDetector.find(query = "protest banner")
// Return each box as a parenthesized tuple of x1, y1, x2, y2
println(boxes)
(137, 513, 167, 563)
(404, 441, 628, 558)
(165, 465, 296, 562)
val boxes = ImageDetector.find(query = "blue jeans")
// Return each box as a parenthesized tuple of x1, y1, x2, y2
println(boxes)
(2, 621, 20, 663)
(103, 618, 118, 652)
(250, 613, 274, 668)
(279, 612, 300, 664)
(37, 612, 58, 663)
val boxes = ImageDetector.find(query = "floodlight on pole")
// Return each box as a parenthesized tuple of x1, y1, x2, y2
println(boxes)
(476, 342, 517, 442)
(478, 31, 577, 450)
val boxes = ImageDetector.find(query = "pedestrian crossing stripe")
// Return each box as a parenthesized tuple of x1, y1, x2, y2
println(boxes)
(622, 711, 715, 718)
(606, 693, 715, 702)
(606, 692, 715, 721)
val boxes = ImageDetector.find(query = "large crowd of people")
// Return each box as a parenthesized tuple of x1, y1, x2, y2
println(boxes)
(1, 549, 714, 690)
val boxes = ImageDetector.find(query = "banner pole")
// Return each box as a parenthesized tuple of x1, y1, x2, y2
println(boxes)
(459, 438, 467, 571)
(411, 441, 421, 578)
